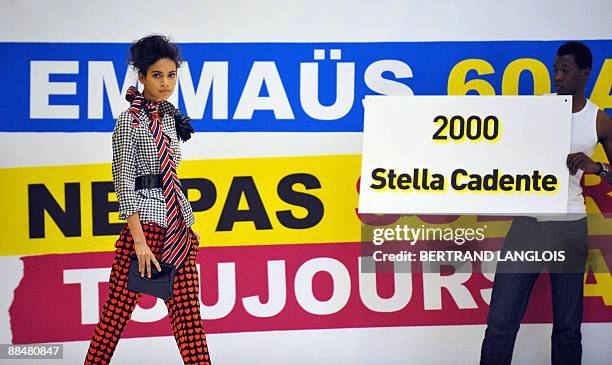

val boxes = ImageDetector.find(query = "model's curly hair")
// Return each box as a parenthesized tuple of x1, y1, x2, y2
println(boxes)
(128, 35, 182, 75)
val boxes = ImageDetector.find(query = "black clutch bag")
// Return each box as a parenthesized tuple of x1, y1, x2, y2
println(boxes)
(127, 256, 176, 300)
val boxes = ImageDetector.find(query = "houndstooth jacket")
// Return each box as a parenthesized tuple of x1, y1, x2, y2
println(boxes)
(112, 101, 195, 228)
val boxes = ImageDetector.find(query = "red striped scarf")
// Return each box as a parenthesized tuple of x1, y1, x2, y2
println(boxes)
(126, 86, 191, 267)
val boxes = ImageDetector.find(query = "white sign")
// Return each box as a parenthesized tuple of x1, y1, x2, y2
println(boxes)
(358, 96, 572, 214)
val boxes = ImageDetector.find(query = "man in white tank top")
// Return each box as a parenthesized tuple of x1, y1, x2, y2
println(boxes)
(480, 42, 612, 365)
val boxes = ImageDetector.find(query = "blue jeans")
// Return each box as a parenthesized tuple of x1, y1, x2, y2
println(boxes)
(480, 217, 587, 365)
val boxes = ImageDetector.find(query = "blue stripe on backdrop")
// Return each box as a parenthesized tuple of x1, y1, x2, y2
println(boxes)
(1, 41, 610, 132)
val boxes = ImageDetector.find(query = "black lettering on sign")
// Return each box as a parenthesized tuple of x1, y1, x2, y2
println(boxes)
(28, 183, 81, 238)
(433, 115, 500, 141)
(276, 173, 324, 229)
(370, 168, 388, 189)
(216, 176, 272, 231)
(91, 181, 123, 236)
(181, 178, 217, 212)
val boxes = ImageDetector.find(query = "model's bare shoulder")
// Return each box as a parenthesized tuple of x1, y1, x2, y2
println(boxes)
(596, 109, 612, 142)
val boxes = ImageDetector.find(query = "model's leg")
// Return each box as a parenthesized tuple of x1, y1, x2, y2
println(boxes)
(84, 226, 143, 365)
(549, 218, 588, 365)
(165, 231, 212, 365)
(550, 272, 584, 365)
(480, 217, 545, 365)
(480, 272, 540, 365)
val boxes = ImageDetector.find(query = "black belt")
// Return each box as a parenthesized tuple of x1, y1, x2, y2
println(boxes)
(135, 174, 163, 190)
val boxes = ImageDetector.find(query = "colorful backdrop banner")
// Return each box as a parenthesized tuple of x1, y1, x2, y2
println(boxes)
(1, 41, 610, 132)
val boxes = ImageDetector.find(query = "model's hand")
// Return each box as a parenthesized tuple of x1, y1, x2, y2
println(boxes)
(567, 152, 599, 175)
(134, 237, 162, 278)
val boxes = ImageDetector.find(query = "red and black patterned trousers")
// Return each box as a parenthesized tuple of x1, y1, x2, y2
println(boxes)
(84, 223, 212, 364)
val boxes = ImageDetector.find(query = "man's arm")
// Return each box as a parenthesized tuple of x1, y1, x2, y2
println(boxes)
(595, 109, 612, 185)
(566, 109, 612, 186)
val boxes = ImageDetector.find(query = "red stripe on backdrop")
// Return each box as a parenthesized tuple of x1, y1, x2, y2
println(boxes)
(9, 238, 612, 344)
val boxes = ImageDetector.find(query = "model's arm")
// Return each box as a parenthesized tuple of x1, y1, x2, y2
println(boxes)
(566, 109, 612, 186)
(112, 113, 139, 222)
(112, 113, 160, 276)
(595, 109, 612, 185)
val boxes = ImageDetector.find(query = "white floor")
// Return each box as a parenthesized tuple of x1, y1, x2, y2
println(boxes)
(1, 323, 609, 365)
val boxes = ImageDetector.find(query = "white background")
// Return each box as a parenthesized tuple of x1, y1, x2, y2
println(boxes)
(1, 1, 611, 364)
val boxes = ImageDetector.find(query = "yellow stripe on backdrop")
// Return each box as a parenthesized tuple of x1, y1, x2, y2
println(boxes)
(1, 154, 610, 256)
(2, 155, 359, 255)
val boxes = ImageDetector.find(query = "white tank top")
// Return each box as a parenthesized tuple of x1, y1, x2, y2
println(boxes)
(567, 99, 599, 211)
(536, 99, 599, 221)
